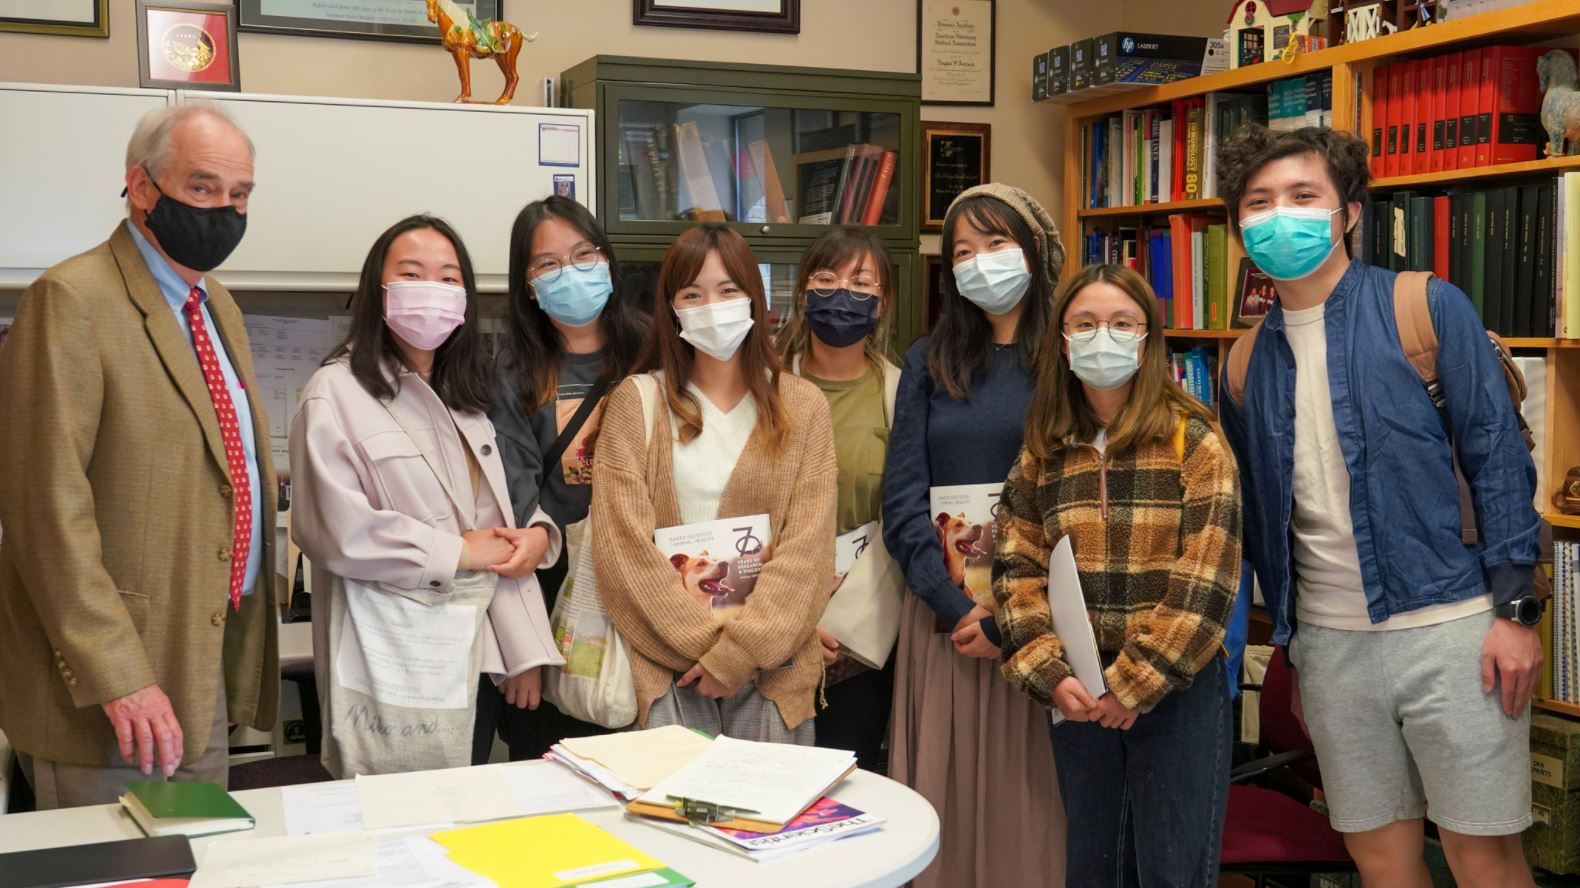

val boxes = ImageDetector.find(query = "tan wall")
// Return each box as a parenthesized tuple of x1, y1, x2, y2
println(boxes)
(0, 0, 1128, 257)
(1121, 0, 1233, 38)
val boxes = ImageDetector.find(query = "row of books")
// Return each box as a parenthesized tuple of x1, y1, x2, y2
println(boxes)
(795, 143, 899, 226)
(1368, 46, 1579, 180)
(1357, 173, 1580, 338)
(1170, 347, 1218, 407)
(1549, 540, 1579, 705)
(1084, 214, 1237, 331)
(1081, 73, 1331, 208)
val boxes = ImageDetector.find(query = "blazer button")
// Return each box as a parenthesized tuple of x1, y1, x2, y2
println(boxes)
(482, 444, 493, 456)
(220, 484, 233, 499)
(430, 580, 441, 588)
(66, 676, 78, 688)
(218, 547, 233, 561)
(212, 611, 226, 627)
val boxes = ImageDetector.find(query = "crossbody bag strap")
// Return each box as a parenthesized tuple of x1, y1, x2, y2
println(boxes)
(381, 399, 477, 533)
(542, 375, 614, 474)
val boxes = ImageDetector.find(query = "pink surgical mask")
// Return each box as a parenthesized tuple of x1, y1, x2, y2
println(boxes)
(383, 280, 467, 350)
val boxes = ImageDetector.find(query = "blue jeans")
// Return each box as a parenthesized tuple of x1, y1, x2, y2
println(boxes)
(1049, 659, 1231, 888)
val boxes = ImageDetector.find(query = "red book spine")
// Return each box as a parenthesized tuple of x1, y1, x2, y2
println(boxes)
(1410, 58, 1428, 175)
(1387, 62, 1404, 178)
(1432, 195, 1450, 280)
(1477, 48, 1496, 166)
(1443, 51, 1460, 171)
(1168, 214, 1190, 329)
(1459, 49, 1480, 168)
(860, 150, 897, 226)
(1370, 64, 1389, 177)
(1171, 100, 1185, 203)
(1430, 55, 1447, 173)
(1489, 46, 1564, 165)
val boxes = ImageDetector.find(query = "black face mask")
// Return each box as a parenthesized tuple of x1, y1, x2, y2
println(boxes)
(804, 289, 879, 348)
(141, 171, 247, 272)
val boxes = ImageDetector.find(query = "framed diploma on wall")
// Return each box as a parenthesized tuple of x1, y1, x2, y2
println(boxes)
(920, 121, 990, 232)
(0, 0, 109, 37)
(917, 0, 994, 106)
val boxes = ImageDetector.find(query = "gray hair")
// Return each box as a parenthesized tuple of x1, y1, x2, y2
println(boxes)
(125, 103, 255, 180)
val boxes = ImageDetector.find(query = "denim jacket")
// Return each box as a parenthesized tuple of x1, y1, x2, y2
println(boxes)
(1218, 260, 1540, 645)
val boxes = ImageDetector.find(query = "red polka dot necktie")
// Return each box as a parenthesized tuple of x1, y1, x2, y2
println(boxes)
(185, 287, 251, 612)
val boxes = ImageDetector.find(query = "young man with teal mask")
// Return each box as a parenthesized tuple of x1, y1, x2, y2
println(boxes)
(1216, 126, 1542, 888)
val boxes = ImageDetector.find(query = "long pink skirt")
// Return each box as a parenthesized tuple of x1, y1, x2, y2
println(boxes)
(890, 594, 1067, 887)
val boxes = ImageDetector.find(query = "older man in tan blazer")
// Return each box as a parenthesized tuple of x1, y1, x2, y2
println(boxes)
(0, 104, 278, 809)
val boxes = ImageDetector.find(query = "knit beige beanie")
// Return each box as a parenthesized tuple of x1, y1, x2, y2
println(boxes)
(945, 183, 1067, 283)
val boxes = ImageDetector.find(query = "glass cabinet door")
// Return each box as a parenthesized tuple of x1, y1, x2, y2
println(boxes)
(605, 85, 914, 240)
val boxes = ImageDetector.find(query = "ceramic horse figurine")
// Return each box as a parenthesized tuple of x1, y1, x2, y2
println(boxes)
(425, 0, 536, 105)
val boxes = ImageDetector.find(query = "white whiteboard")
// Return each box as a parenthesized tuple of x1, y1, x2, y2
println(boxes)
(191, 92, 595, 292)
(0, 84, 173, 287)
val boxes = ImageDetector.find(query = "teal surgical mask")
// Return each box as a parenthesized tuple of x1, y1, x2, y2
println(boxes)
(1239, 206, 1343, 281)
(533, 263, 612, 327)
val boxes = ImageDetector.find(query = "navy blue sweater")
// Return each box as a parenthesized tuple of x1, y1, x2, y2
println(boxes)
(881, 336, 1035, 647)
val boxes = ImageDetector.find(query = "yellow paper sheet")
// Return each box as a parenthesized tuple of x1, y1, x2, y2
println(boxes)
(432, 813, 664, 888)
(557, 726, 713, 790)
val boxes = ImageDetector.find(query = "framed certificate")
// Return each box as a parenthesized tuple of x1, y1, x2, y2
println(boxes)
(917, 0, 995, 106)
(633, 0, 799, 34)
(238, 0, 501, 43)
(920, 121, 991, 232)
(0, 0, 109, 37)
(136, 1, 240, 92)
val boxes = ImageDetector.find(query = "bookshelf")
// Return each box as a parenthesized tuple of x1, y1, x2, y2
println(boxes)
(1060, 0, 1580, 720)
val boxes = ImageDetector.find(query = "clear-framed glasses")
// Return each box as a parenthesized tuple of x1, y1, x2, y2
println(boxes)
(529, 243, 603, 284)
(1062, 315, 1148, 343)
(808, 271, 881, 300)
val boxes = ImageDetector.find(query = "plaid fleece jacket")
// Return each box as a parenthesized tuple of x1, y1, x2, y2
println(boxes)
(992, 415, 1242, 712)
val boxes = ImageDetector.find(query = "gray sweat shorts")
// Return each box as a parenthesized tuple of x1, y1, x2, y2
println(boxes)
(1288, 608, 1532, 836)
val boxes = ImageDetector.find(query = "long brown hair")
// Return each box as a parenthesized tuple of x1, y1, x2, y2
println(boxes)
(646, 224, 788, 450)
(777, 227, 894, 374)
(1024, 263, 1213, 459)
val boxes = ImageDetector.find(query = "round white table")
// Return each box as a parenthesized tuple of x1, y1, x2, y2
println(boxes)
(0, 764, 939, 888)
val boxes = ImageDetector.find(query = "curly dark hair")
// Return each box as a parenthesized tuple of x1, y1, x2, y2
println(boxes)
(1216, 124, 1371, 241)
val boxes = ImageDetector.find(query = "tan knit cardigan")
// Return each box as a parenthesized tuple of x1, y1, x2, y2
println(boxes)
(590, 373, 838, 730)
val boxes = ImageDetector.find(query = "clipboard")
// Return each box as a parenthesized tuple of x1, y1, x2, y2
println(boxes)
(623, 762, 859, 834)
(1048, 535, 1108, 725)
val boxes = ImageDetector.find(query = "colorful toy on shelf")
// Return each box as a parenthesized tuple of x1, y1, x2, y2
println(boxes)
(1225, 0, 1328, 68)
(1539, 49, 1580, 157)
(425, 0, 536, 105)
(1334, 0, 1399, 43)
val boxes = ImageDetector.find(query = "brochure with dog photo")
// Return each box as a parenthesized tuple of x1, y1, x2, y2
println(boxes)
(655, 514, 772, 622)
(929, 483, 1003, 612)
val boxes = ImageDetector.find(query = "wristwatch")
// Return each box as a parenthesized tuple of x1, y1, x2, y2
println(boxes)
(1494, 596, 1545, 627)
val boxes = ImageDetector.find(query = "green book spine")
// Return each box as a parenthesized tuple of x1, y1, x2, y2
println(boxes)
(1500, 186, 1520, 335)
(1409, 195, 1433, 274)
(1207, 223, 1229, 329)
(1470, 191, 1488, 321)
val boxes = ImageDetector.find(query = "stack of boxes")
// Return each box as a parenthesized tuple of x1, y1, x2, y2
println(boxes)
(1036, 32, 1223, 104)
(1526, 713, 1580, 875)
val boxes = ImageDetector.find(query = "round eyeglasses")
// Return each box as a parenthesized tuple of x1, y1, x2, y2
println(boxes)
(1062, 317, 1148, 344)
(807, 271, 880, 300)
(529, 244, 603, 284)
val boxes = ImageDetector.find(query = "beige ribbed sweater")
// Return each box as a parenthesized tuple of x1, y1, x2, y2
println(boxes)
(590, 373, 838, 730)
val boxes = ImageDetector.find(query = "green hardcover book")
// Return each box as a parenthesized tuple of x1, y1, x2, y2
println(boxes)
(120, 780, 254, 839)
(1470, 190, 1488, 322)
(1409, 195, 1433, 274)
(1207, 223, 1229, 329)
(1484, 187, 1507, 332)
(1499, 186, 1520, 335)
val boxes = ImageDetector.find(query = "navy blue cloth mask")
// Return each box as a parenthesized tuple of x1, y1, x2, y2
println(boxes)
(804, 289, 879, 348)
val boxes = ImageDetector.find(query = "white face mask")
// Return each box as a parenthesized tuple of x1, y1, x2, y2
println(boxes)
(675, 297, 754, 362)
(952, 247, 1031, 316)
(1064, 328, 1145, 390)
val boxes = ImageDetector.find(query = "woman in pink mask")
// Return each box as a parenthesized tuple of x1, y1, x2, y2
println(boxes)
(291, 215, 562, 777)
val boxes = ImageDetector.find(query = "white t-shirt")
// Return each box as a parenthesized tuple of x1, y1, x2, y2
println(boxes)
(671, 382, 758, 526)
(1284, 301, 1490, 630)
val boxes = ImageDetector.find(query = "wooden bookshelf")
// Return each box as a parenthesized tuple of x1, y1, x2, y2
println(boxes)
(1372, 155, 1580, 190)
(1536, 698, 1580, 718)
(1547, 513, 1580, 530)
(1078, 198, 1223, 218)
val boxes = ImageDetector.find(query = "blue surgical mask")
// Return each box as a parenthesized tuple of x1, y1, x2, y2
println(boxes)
(532, 263, 613, 327)
(1239, 206, 1343, 281)
(953, 247, 1031, 315)
(1065, 329, 1144, 390)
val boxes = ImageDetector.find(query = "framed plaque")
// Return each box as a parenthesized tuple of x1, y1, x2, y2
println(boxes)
(918, 0, 995, 106)
(136, 1, 240, 92)
(633, 0, 799, 34)
(238, 0, 501, 43)
(921, 121, 991, 232)
(0, 0, 109, 37)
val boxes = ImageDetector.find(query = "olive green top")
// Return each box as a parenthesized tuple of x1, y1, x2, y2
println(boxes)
(805, 366, 890, 534)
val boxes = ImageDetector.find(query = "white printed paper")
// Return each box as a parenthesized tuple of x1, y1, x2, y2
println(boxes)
(279, 833, 490, 888)
(1047, 535, 1108, 727)
(335, 581, 478, 710)
(505, 760, 621, 815)
(834, 520, 879, 579)
(539, 123, 581, 167)
(282, 781, 364, 836)
(189, 833, 377, 888)
(638, 736, 855, 825)
(356, 764, 521, 831)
